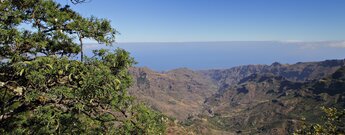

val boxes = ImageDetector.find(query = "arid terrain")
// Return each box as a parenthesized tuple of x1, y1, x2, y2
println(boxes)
(129, 59, 345, 134)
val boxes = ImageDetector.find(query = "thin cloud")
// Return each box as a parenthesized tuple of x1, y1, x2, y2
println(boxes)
(328, 41, 345, 48)
(278, 41, 345, 49)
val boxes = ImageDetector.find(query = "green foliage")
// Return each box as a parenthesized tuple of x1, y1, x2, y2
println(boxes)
(294, 107, 345, 135)
(0, 49, 166, 134)
(0, 0, 166, 134)
(0, 0, 116, 62)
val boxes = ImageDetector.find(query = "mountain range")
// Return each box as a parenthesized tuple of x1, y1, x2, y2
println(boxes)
(128, 59, 345, 134)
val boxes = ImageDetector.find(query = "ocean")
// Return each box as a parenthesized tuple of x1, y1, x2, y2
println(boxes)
(84, 41, 345, 71)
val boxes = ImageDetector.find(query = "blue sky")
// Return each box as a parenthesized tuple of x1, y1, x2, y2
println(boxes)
(57, 0, 345, 42)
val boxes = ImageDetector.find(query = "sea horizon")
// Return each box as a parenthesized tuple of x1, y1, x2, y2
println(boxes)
(84, 41, 345, 71)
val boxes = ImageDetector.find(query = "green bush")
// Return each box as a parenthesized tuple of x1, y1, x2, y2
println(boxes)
(294, 107, 345, 135)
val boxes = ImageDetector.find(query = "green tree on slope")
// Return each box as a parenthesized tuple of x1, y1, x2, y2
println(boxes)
(294, 107, 345, 135)
(0, 0, 166, 134)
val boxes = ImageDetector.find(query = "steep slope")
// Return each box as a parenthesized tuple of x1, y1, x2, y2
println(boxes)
(199, 67, 345, 134)
(128, 67, 217, 120)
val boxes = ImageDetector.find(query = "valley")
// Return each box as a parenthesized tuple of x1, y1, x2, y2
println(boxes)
(2, 1, 345, 134)
(128, 59, 345, 134)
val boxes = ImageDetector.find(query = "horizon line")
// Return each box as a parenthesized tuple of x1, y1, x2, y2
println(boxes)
(83, 40, 345, 45)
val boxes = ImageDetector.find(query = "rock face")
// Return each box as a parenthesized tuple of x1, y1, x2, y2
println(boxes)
(128, 59, 345, 134)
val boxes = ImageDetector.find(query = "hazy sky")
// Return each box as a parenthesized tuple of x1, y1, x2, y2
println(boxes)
(57, 0, 345, 42)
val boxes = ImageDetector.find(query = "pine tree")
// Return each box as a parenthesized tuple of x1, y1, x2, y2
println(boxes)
(0, 0, 166, 134)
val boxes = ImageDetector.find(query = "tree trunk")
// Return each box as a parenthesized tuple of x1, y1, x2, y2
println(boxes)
(79, 35, 83, 62)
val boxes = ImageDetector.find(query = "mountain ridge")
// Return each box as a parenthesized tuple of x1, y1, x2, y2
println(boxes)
(199, 59, 345, 92)
(128, 58, 345, 134)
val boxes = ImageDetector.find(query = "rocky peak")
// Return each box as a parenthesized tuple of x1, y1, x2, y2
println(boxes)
(271, 62, 282, 67)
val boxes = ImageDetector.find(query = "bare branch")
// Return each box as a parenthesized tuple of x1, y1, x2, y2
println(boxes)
(70, 0, 91, 5)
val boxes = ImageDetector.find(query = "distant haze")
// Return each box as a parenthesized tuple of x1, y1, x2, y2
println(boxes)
(84, 41, 345, 71)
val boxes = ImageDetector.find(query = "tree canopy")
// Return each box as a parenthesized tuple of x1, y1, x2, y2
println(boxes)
(0, 0, 166, 134)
